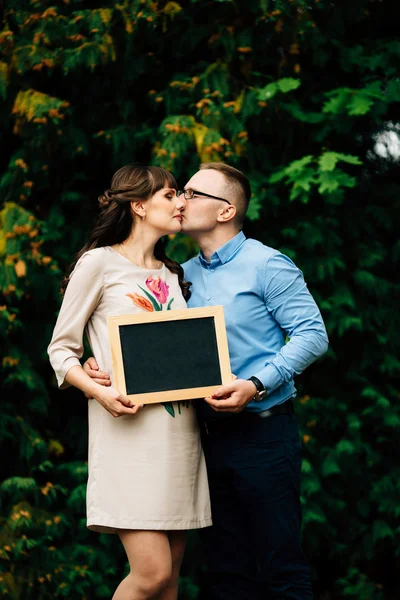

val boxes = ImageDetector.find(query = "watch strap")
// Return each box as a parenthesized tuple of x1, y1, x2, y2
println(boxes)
(247, 376, 267, 401)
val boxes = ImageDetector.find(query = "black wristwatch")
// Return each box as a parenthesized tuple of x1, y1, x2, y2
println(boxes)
(247, 376, 267, 402)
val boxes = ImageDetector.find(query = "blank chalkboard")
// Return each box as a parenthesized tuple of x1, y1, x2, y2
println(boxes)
(107, 306, 232, 404)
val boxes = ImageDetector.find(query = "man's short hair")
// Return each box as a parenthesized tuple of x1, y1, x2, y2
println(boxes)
(200, 162, 251, 226)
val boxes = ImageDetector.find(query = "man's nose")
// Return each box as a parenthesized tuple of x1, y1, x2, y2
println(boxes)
(176, 195, 186, 210)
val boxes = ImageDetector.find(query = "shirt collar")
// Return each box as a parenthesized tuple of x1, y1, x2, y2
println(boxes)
(198, 231, 246, 267)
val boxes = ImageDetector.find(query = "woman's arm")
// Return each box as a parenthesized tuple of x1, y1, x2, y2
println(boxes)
(66, 365, 141, 417)
(48, 251, 141, 416)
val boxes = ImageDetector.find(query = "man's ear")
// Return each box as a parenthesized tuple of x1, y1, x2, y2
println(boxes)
(216, 204, 236, 223)
(130, 200, 146, 219)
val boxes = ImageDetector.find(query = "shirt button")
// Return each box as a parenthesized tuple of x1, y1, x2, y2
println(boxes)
(210, 269, 215, 273)
(206, 296, 211, 301)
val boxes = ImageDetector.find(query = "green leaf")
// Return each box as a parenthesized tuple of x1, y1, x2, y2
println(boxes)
(302, 477, 321, 496)
(319, 152, 341, 172)
(303, 505, 327, 524)
(301, 459, 313, 474)
(354, 269, 377, 287)
(162, 402, 175, 417)
(386, 79, 400, 102)
(291, 168, 316, 191)
(383, 412, 400, 428)
(347, 94, 374, 116)
(317, 170, 357, 194)
(257, 82, 278, 100)
(337, 316, 363, 336)
(321, 455, 341, 477)
(285, 155, 315, 175)
(257, 78, 300, 100)
(363, 81, 385, 99)
(347, 414, 361, 431)
(282, 102, 325, 124)
(372, 520, 394, 542)
(137, 285, 162, 311)
(269, 168, 287, 184)
(336, 439, 356, 455)
(246, 195, 262, 220)
(335, 153, 363, 166)
(317, 171, 340, 194)
(1, 476, 36, 493)
(276, 78, 301, 93)
(167, 297, 174, 310)
(67, 483, 86, 511)
(323, 88, 352, 114)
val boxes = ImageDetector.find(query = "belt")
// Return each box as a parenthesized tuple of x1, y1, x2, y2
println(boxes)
(201, 399, 294, 437)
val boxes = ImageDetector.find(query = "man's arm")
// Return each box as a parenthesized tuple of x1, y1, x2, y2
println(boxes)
(83, 357, 111, 386)
(254, 252, 328, 392)
(81, 357, 110, 398)
(206, 253, 328, 413)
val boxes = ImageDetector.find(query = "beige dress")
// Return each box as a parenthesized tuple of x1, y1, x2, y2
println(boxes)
(48, 247, 212, 534)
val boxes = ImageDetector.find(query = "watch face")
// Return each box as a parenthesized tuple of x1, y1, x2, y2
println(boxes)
(256, 390, 267, 401)
(248, 377, 266, 401)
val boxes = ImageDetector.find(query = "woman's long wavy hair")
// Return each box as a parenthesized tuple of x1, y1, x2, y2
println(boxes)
(61, 165, 191, 299)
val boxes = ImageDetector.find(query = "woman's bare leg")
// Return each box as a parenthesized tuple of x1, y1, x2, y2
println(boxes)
(112, 530, 172, 600)
(159, 531, 187, 600)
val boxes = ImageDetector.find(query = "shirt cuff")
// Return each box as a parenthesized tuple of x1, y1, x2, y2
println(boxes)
(254, 363, 284, 396)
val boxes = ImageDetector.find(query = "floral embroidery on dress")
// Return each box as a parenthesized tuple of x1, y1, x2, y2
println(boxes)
(126, 293, 154, 312)
(162, 401, 191, 418)
(146, 275, 169, 304)
(126, 276, 174, 312)
(126, 275, 184, 417)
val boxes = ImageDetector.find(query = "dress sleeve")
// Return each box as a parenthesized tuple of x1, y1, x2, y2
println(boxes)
(48, 251, 103, 389)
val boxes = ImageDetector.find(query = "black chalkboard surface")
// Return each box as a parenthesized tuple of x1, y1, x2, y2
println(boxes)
(107, 306, 231, 404)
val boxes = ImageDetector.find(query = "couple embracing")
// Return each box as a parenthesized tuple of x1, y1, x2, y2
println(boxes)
(48, 162, 328, 600)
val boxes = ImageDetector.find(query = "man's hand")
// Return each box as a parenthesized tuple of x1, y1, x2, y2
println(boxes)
(205, 379, 257, 414)
(83, 357, 111, 398)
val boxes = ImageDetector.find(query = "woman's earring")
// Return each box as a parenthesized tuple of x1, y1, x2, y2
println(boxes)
(141, 214, 145, 221)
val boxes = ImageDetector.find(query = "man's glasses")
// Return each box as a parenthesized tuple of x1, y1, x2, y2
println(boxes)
(177, 189, 231, 205)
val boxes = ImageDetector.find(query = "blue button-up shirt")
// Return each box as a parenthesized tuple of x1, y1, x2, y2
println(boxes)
(182, 231, 328, 414)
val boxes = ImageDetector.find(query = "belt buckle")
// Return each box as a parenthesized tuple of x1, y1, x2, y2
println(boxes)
(259, 407, 273, 419)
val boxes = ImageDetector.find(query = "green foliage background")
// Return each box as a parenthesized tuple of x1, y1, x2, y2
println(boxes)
(1, 0, 399, 598)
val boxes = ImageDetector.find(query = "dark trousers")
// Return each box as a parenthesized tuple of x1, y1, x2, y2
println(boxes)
(198, 411, 312, 600)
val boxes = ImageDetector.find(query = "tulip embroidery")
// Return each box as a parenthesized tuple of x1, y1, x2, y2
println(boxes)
(126, 276, 174, 312)
(126, 277, 181, 417)
(162, 400, 191, 418)
(126, 293, 154, 312)
(146, 275, 170, 304)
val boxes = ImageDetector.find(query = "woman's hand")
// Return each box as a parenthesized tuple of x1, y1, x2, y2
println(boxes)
(92, 384, 142, 418)
(64, 365, 141, 417)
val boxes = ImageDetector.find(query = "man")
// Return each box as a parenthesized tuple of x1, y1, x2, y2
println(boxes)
(85, 163, 328, 599)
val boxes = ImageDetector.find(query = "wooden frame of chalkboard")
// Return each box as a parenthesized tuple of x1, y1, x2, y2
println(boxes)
(107, 305, 232, 404)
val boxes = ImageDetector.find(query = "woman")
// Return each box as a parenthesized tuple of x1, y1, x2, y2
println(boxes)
(48, 165, 212, 600)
